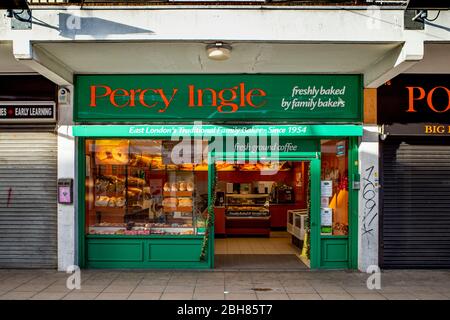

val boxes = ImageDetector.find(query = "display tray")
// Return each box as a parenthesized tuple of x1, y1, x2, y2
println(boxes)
(88, 226, 196, 236)
(163, 191, 193, 197)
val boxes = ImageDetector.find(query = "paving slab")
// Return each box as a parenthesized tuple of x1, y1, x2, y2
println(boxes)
(128, 292, 162, 300)
(288, 293, 322, 300)
(0, 291, 37, 300)
(96, 292, 131, 300)
(31, 292, 68, 300)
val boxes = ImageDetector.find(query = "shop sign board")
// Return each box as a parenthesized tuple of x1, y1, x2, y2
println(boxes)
(72, 124, 363, 137)
(378, 74, 450, 126)
(0, 101, 56, 123)
(75, 75, 362, 122)
(384, 123, 450, 136)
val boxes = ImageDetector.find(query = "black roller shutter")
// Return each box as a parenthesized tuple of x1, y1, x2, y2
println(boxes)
(381, 137, 450, 268)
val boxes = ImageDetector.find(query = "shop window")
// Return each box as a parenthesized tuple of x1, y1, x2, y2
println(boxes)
(320, 140, 349, 236)
(84, 139, 209, 236)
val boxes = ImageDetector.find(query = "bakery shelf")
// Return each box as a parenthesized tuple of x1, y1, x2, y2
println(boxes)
(94, 207, 125, 213)
(163, 206, 193, 213)
(163, 191, 193, 197)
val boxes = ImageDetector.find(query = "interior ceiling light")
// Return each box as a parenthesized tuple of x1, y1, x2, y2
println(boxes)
(206, 42, 232, 61)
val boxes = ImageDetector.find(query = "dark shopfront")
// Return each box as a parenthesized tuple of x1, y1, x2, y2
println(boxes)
(378, 74, 450, 269)
(0, 75, 58, 268)
(73, 74, 363, 270)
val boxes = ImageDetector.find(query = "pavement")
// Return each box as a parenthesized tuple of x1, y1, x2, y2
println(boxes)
(0, 269, 450, 300)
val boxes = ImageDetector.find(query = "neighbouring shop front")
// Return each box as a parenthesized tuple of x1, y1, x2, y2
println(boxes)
(0, 75, 58, 268)
(73, 74, 363, 269)
(379, 74, 450, 268)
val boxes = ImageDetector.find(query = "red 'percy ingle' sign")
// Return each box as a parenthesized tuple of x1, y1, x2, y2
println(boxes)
(75, 74, 362, 122)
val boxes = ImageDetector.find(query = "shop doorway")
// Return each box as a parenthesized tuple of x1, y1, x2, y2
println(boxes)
(212, 158, 318, 270)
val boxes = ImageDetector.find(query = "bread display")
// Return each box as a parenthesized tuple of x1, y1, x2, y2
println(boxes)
(179, 163, 194, 171)
(95, 140, 129, 165)
(216, 161, 235, 171)
(128, 177, 146, 186)
(178, 198, 193, 207)
(162, 197, 178, 207)
(95, 196, 110, 207)
(95, 176, 125, 194)
(95, 195, 126, 208)
(163, 182, 170, 192)
(194, 163, 208, 171)
(89, 140, 199, 237)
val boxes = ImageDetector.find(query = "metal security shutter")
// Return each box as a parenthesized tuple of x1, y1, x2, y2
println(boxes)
(0, 131, 57, 268)
(381, 137, 450, 268)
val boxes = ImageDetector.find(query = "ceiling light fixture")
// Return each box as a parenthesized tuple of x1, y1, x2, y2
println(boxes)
(206, 42, 232, 61)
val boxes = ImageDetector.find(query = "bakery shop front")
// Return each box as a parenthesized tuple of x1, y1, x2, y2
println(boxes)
(73, 74, 362, 270)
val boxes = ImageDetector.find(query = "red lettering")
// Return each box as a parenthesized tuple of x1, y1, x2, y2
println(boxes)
(217, 87, 238, 113)
(90, 85, 111, 107)
(427, 86, 450, 113)
(128, 89, 141, 107)
(157, 88, 178, 113)
(405, 86, 425, 112)
(139, 89, 158, 109)
(246, 88, 267, 108)
(188, 85, 195, 107)
(196, 88, 217, 107)
(109, 88, 129, 108)
(239, 82, 246, 106)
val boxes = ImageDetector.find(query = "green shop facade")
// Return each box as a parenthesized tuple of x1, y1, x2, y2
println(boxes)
(73, 74, 363, 270)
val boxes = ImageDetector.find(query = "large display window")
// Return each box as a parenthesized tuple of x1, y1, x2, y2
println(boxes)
(84, 139, 209, 237)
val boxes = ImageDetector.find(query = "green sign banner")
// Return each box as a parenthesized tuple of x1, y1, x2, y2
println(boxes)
(74, 75, 362, 122)
(72, 124, 363, 137)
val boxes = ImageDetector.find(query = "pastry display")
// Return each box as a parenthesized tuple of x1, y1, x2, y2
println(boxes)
(163, 182, 170, 192)
(129, 154, 152, 167)
(95, 196, 110, 207)
(194, 163, 208, 171)
(128, 177, 146, 186)
(162, 197, 178, 207)
(89, 139, 201, 237)
(216, 161, 235, 171)
(95, 176, 125, 194)
(95, 195, 126, 208)
(179, 163, 195, 171)
(178, 198, 193, 207)
(95, 140, 129, 165)
(165, 164, 178, 170)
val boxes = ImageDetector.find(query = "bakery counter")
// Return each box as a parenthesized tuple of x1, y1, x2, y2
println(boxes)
(214, 207, 226, 235)
(269, 204, 301, 229)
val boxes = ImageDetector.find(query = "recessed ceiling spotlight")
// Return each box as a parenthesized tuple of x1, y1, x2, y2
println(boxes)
(206, 42, 232, 61)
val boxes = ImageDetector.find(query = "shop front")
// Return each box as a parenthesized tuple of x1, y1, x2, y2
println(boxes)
(378, 74, 450, 269)
(0, 75, 58, 268)
(73, 74, 363, 269)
